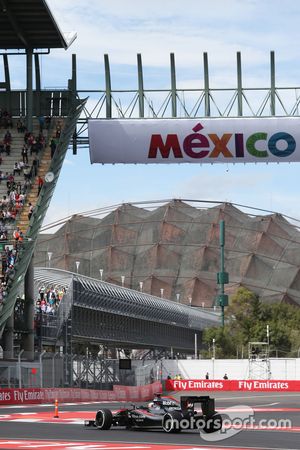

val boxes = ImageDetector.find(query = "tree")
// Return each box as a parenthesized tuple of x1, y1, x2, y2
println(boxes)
(202, 287, 300, 358)
(226, 287, 262, 343)
(203, 326, 236, 358)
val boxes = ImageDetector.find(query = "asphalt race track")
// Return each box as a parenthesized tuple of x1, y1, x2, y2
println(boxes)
(0, 391, 299, 450)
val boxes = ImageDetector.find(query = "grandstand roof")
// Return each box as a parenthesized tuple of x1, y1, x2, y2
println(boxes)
(0, 0, 75, 50)
(36, 200, 300, 308)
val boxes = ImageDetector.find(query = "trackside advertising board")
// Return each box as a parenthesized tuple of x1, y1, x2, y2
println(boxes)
(88, 117, 300, 164)
(0, 381, 162, 405)
(166, 379, 300, 391)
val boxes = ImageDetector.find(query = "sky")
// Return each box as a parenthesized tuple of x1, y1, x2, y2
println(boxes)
(6, 0, 300, 228)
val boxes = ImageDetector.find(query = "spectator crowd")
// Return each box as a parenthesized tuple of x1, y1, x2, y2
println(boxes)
(35, 285, 66, 315)
(0, 108, 60, 310)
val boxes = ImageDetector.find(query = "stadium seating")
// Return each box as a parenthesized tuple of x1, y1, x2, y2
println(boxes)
(0, 117, 53, 309)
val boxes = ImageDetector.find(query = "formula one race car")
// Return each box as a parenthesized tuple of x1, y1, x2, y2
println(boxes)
(84, 393, 222, 433)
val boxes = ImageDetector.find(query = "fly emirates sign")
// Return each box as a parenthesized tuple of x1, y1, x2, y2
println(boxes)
(88, 118, 300, 164)
(166, 379, 300, 391)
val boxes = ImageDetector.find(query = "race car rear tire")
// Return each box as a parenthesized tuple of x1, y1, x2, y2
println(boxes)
(162, 411, 182, 433)
(95, 408, 113, 430)
(202, 413, 223, 433)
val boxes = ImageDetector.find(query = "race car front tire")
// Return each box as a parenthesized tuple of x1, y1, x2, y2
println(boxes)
(95, 408, 113, 430)
(162, 411, 182, 433)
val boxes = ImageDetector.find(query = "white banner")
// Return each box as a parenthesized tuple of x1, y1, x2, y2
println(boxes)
(88, 117, 300, 164)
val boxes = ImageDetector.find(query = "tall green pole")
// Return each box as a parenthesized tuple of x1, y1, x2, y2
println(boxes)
(220, 220, 225, 327)
(217, 220, 229, 327)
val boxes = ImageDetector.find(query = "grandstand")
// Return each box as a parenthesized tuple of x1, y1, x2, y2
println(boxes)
(0, 0, 84, 366)
(35, 199, 300, 307)
(32, 267, 219, 350)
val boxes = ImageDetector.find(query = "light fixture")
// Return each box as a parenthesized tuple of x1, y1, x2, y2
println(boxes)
(47, 252, 53, 268)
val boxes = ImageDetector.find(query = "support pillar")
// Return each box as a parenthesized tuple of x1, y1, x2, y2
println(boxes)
(3, 54, 11, 112)
(3, 314, 14, 360)
(170, 53, 177, 118)
(270, 51, 275, 116)
(104, 54, 112, 118)
(26, 48, 33, 132)
(34, 54, 41, 116)
(22, 256, 35, 360)
(203, 52, 210, 117)
(137, 54, 144, 118)
(71, 54, 78, 155)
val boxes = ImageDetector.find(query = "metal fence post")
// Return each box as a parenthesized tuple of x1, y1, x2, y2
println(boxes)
(39, 351, 46, 388)
(71, 354, 77, 387)
(18, 349, 24, 388)
(52, 352, 59, 388)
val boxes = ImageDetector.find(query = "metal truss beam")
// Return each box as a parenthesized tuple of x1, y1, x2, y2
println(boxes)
(72, 51, 300, 150)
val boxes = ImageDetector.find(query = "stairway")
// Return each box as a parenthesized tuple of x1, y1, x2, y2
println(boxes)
(0, 122, 51, 234)
(17, 146, 52, 233)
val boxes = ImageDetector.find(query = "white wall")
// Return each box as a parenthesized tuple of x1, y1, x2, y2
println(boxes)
(159, 358, 300, 380)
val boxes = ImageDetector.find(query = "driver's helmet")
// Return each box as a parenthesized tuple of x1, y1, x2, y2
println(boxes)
(153, 397, 163, 407)
(148, 400, 161, 409)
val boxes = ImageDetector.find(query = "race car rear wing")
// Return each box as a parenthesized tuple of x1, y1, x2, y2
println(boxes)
(180, 395, 216, 417)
